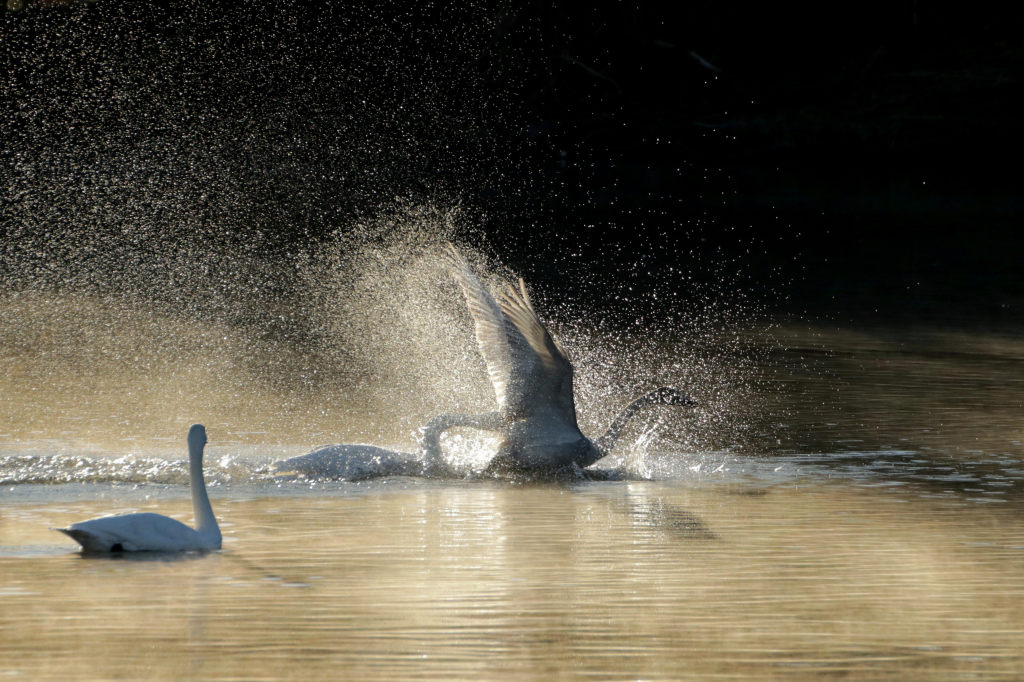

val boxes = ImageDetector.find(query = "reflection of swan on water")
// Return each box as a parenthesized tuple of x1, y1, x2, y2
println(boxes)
(55, 424, 222, 552)
(274, 245, 696, 479)
(421, 245, 697, 476)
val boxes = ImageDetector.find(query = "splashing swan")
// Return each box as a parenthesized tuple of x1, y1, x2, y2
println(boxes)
(416, 246, 697, 475)
(55, 424, 221, 552)
(274, 247, 696, 479)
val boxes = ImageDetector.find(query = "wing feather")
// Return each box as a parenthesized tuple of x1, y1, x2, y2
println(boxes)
(448, 245, 575, 422)
(447, 245, 514, 408)
(494, 280, 568, 370)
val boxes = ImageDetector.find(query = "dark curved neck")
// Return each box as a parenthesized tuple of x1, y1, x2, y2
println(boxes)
(417, 411, 506, 473)
(593, 393, 659, 456)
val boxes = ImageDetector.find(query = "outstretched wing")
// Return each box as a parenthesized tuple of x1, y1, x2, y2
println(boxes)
(494, 278, 570, 373)
(448, 245, 575, 422)
(448, 245, 516, 409)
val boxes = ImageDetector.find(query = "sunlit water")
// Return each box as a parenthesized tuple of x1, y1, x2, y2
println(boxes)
(2, 322, 1023, 680)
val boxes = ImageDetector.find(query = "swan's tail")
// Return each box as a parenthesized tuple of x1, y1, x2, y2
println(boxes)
(53, 527, 89, 548)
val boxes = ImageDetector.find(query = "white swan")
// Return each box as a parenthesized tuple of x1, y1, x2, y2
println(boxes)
(55, 424, 222, 552)
(422, 245, 697, 475)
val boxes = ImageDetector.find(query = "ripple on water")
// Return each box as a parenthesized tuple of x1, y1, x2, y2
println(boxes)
(0, 451, 274, 486)
(3, 480, 1024, 680)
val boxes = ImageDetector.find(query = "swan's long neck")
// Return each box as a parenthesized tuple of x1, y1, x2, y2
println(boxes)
(593, 393, 660, 457)
(189, 439, 220, 539)
(418, 411, 506, 474)
(418, 417, 448, 473)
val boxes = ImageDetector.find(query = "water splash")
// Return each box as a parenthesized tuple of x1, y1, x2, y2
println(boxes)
(0, 239, 772, 474)
(0, 451, 270, 486)
(0, 2, 775, 479)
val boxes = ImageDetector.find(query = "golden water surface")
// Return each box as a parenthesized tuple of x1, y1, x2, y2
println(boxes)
(3, 479, 1024, 681)
(3, 312, 1024, 680)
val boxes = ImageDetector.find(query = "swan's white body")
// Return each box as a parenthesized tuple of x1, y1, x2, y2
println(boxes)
(56, 424, 221, 552)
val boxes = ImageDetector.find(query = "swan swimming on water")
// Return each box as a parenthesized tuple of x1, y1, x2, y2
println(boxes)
(273, 246, 696, 479)
(417, 245, 697, 476)
(55, 424, 222, 552)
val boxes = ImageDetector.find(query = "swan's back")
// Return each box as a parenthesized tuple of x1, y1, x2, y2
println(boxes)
(57, 513, 210, 552)
(272, 443, 419, 480)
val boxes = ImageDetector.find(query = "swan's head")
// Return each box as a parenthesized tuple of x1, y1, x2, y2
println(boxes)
(646, 387, 697, 407)
(187, 424, 208, 451)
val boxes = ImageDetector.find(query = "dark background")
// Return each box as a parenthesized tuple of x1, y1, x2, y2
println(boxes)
(488, 0, 1024, 326)
(3, 0, 1022, 328)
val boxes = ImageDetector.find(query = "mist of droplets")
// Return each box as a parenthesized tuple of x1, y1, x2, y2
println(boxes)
(0, 1, 779, 479)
